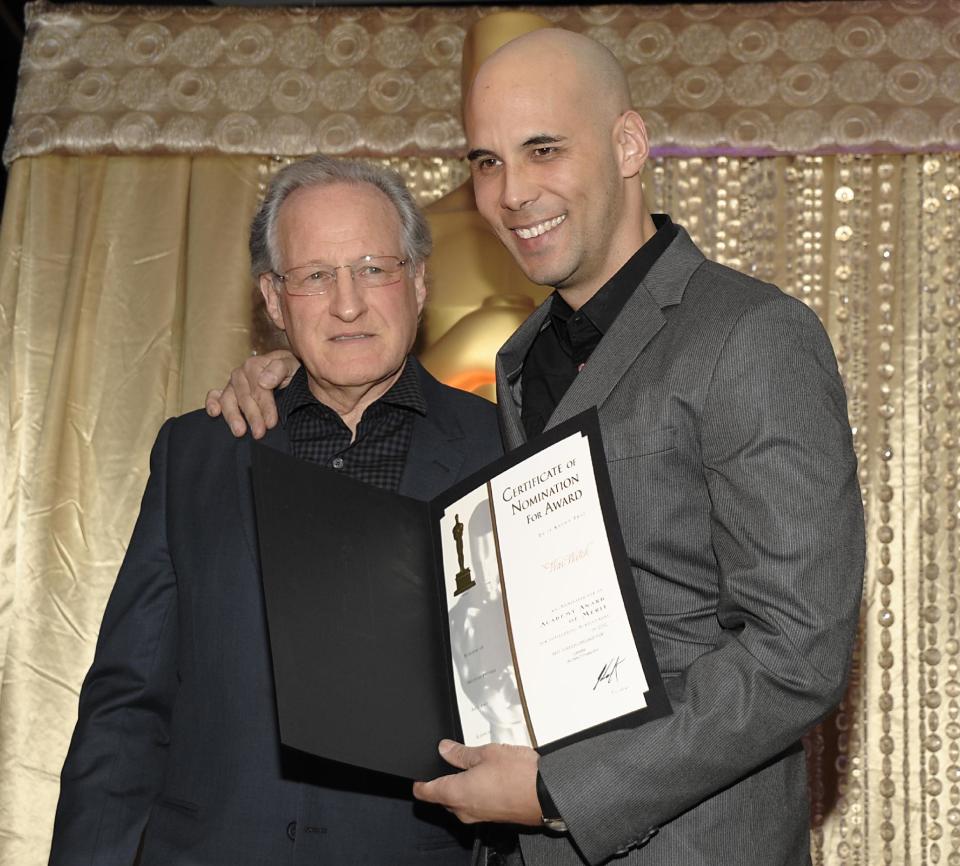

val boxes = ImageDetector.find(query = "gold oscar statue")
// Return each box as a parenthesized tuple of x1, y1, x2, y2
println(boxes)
(417, 12, 554, 402)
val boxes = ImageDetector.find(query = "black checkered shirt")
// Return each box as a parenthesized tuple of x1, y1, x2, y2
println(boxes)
(276, 361, 426, 492)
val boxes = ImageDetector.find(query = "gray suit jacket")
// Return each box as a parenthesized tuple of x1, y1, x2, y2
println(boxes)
(495, 229, 864, 866)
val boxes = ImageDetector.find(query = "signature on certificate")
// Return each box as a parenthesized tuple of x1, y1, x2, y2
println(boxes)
(541, 544, 592, 573)
(593, 656, 624, 690)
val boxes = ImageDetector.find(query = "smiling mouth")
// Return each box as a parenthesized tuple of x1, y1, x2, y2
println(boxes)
(512, 215, 566, 240)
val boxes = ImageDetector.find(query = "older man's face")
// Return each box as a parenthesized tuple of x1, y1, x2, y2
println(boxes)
(261, 181, 426, 401)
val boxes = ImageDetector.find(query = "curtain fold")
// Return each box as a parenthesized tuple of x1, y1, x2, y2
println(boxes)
(0, 154, 257, 863)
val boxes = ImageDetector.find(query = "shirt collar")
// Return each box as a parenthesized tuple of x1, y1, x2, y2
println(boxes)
(549, 213, 677, 334)
(277, 357, 427, 428)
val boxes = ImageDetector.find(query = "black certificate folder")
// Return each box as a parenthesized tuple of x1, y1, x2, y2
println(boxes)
(252, 409, 670, 781)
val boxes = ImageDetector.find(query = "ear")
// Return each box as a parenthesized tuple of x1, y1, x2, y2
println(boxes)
(259, 273, 286, 331)
(412, 261, 428, 314)
(615, 110, 649, 180)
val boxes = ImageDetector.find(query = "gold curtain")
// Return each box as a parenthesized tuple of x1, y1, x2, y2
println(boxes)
(3, 147, 958, 866)
(0, 154, 260, 863)
(2, 2, 960, 865)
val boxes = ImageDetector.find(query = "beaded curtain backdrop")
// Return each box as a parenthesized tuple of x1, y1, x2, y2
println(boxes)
(1, 3, 960, 865)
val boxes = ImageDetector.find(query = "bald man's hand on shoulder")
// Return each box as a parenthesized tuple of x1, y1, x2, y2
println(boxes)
(205, 349, 299, 438)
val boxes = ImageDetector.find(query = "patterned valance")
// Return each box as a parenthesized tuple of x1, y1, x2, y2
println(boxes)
(5, 0, 960, 166)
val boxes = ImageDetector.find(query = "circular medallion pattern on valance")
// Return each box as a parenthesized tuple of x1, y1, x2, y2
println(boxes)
(6, 1, 960, 166)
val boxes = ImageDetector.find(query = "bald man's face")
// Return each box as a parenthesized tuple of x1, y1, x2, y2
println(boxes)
(465, 55, 632, 297)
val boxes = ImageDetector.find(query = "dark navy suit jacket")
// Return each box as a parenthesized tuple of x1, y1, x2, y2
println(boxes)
(49, 359, 503, 866)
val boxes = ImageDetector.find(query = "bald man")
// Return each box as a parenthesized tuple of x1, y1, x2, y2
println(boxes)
(209, 28, 864, 866)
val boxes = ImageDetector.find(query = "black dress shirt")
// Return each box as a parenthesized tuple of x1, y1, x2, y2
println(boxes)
(276, 360, 426, 492)
(521, 214, 678, 439)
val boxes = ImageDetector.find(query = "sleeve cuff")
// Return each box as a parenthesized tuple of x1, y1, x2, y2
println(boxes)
(536, 770, 561, 820)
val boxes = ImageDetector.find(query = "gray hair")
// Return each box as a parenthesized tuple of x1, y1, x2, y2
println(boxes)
(249, 154, 432, 278)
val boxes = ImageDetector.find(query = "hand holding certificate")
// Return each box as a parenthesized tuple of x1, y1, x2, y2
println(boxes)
(252, 409, 670, 780)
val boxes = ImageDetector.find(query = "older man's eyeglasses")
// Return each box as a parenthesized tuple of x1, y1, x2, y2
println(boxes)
(270, 255, 408, 296)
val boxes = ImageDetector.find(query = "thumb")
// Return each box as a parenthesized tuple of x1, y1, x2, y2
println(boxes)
(438, 739, 480, 770)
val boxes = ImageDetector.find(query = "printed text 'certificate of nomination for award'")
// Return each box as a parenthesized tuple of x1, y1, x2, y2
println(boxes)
(253, 409, 670, 779)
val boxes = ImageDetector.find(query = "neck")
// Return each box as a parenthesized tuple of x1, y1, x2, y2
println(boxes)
(306, 362, 407, 440)
(558, 204, 657, 312)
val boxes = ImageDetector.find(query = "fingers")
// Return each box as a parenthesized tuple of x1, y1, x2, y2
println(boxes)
(412, 741, 467, 806)
(260, 352, 299, 389)
(241, 350, 298, 437)
(412, 742, 541, 826)
(232, 360, 269, 440)
(257, 360, 286, 389)
(204, 388, 224, 418)
(206, 350, 297, 440)
(252, 358, 291, 432)
(219, 370, 248, 437)
(411, 776, 478, 824)
(411, 741, 481, 822)
(411, 778, 439, 804)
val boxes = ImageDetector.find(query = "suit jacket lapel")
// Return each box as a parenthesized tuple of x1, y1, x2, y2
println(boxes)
(548, 284, 666, 427)
(550, 229, 704, 427)
(495, 303, 550, 450)
(398, 413, 464, 500)
(236, 423, 291, 566)
(399, 357, 469, 500)
(496, 227, 707, 437)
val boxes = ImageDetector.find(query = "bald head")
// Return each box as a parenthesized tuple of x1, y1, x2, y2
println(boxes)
(467, 28, 631, 128)
(463, 27, 654, 302)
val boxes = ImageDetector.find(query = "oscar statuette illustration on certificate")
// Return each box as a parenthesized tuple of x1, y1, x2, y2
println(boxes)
(451, 515, 476, 597)
(252, 410, 670, 779)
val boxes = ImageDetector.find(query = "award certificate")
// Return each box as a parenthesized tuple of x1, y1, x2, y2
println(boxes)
(253, 409, 670, 779)
(441, 428, 651, 750)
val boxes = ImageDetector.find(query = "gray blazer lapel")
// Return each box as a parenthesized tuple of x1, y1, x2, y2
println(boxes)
(236, 424, 291, 565)
(548, 285, 666, 428)
(548, 228, 706, 429)
(495, 303, 551, 450)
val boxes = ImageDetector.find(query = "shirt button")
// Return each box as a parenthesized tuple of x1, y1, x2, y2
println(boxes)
(286, 821, 297, 841)
(332, 457, 344, 470)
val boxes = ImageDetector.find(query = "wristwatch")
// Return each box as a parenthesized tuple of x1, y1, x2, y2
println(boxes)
(537, 772, 568, 833)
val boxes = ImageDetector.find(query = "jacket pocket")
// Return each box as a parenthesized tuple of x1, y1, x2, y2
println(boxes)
(156, 796, 200, 817)
(603, 425, 677, 462)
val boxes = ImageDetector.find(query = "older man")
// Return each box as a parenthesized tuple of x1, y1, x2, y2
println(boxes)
(48, 156, 501, 866)
(210, 29, 864, 866)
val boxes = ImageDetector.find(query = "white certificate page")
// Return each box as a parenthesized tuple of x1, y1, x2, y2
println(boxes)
(441, 487, 532, 748)
(488, 431, 649, 747)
